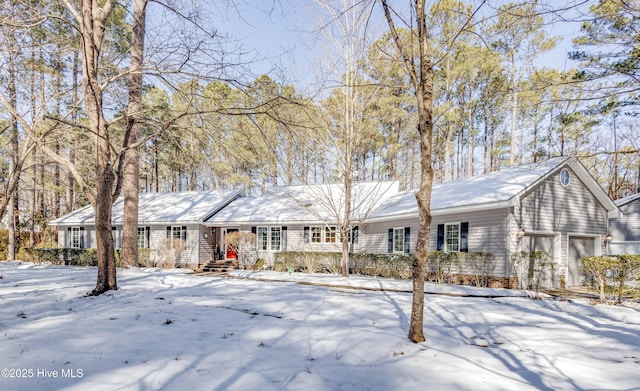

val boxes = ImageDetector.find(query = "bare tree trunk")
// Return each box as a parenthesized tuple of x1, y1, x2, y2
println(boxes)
(467, 108, 473, 177)
(7, 0, 19, 261)
(71, 0, 117, 295)
(66, 48, 80, 214)
(121, 0, 148, 268)
(509, 53, 517, 167)
(381, 0, 434, 343)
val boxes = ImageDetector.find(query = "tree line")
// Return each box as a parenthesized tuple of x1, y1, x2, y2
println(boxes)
(1, 0, 639, 339)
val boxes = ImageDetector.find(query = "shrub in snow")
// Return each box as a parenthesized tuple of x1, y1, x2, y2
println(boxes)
(425, 252, 456, 284)
(510, 250, 556, 292)
(223, 231, 257, 269)
(253, 258, 265, 271)
(583, 255, 640, 304)
(464, 252, 497, 288)
(582, 256, 617, 304)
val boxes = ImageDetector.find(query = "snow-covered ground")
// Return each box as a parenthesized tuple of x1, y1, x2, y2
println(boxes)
(1, 262, 638, 390)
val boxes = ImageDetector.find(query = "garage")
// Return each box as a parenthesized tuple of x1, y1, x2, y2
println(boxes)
(567, 236, 596, 287)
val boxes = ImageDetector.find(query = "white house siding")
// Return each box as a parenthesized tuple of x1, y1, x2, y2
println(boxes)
(517, 166, 608, 287)
(57, 226, 95, 249)
(234, 224, 347, 265)
(609, 242, 640, 254)
(518, 167, 607, 235)
(609, 195, 640, 254)
(364, 209, 511, 278)
(363, 217, 419, 254)
(432, 209, 511, 278)
(146, 224, 198, 267)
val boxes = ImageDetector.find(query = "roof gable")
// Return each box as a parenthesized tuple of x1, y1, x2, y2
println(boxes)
(207, 182, 399, 225)
(370, 157, 619, 220)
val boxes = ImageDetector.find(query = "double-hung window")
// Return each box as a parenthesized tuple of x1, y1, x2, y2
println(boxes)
(393, 228, 405, 253)
(270, 227, 282, 251)
(437, 222, 468, 253)
(311, 226, 322, 243)
(445, 223, 460, 252)
(71, 227, 82, 248)
(137, 227, 150, 249)
(166, 226, 186, 249)
(257, 226, 268, 250)
(324, 226, 337, 243)
(388, 227, 410, 253)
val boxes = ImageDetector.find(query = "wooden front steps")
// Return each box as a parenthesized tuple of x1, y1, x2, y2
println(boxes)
(201, 259, 239, 272)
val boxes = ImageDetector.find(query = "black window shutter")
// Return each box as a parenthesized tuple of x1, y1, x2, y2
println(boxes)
(251, 226, 256, 235)
(145, 227, 150, 249)
(181, 226, 187, 241)
(388, 228, 393, 253)
(79, 227, 85, 248)
(303, 226, 310, 243)
(352, 226, 359, 244)
(67, 227, 71, 247)
(437, 224, 444, 251)
(404, 227, 410, 253)
(282, 226, 288, 250)
(166, 226, 171, 239)
(460, 222, 469, 252)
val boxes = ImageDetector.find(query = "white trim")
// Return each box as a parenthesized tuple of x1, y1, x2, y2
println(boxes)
(392, 227, 405, 253)
(310, 225, 323, 243)
(270, 226, 283, 252)
(256, 226, 268, 251)
(324, 225, 338, 244)
(444, 222, 461, 253)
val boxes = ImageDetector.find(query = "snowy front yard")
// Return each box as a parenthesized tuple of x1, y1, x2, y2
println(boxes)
(0, 263, 638, 390)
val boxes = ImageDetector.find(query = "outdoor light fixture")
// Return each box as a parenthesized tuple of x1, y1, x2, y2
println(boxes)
(517, 228, 526, 240)
(603, 234, 613, 246)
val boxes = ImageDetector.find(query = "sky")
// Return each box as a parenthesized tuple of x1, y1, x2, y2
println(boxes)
(1, 262, 639, 390)
(206, 1, 589, 90)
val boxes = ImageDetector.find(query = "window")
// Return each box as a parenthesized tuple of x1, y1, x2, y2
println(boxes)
(71, 227, 82, 248)
(311, 226, 322, 243)
(445, 223, 460, 252)
(166, 226, 186, 249)
(560, 168, 570, 186)
(257, 226, 268, 250)
(112, 227, 119, 249)
(437, 222, 468, 252)
(393, 228, 404, 252)
(270, 226, 282, 251)
(325, 226, 337, 243)
(137, 227, 149, 249)
(388, 227, 410, 253)
(348, 226, 359, 244)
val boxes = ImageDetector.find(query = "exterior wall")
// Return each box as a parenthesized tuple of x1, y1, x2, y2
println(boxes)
(517, 166, 608, 235)
(364, 209, 511, 277)
(609, 197, 640, 254)
(217, 224, 362, 265)
(515, 166, 608, 286)
(58, 224, 200, 267)
(363, 217, 419, 254)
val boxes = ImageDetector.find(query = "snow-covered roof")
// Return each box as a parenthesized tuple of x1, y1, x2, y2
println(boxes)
(615, 192, 640, 207)
(369, 157, 619, 221)
(49, 190, 243, 226)
(206, 182, 399, 225)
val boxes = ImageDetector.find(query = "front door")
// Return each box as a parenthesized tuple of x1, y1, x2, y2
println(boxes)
(223, 228, 238, 259)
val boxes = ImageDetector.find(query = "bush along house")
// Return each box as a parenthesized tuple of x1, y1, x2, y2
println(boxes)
(49, 157, 619, 289)
(364, 157, 620, 288)
(49, 190, 243, 268)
